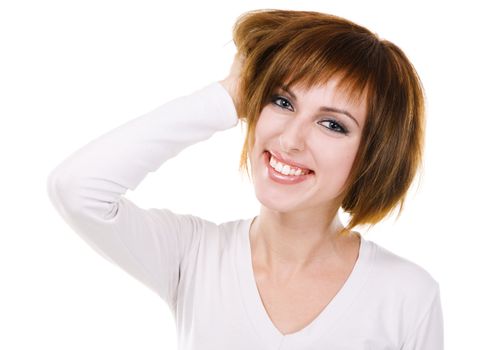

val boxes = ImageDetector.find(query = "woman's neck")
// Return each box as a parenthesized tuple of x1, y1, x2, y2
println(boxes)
(249, 205, 358, 273)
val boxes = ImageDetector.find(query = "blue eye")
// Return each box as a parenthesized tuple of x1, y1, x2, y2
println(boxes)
(318, 120, 348, 134)
(272, 96, 294, 111)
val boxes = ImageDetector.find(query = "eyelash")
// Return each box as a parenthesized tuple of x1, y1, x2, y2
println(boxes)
(270, 95, 349, 135)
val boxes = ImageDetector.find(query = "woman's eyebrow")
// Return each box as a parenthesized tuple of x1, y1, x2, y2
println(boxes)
(319, 106, 359, 127)
(280, 84, 360, 127)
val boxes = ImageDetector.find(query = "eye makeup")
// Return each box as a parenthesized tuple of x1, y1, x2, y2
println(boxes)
(270, 94, 349, 135)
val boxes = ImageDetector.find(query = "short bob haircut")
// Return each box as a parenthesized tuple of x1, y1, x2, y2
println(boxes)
(232, 9, 425, 232)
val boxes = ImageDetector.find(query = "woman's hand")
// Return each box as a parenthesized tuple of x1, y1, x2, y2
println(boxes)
(219, 53, 244, 114)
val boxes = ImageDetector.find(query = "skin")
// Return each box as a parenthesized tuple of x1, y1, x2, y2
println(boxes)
(220, 54, 367, 280)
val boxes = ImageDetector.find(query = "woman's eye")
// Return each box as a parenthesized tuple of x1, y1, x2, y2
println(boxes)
(272, 96, 293, 111)
(318, 120, 348, 134)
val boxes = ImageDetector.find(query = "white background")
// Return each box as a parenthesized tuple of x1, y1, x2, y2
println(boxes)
(1, 0, 498, 349)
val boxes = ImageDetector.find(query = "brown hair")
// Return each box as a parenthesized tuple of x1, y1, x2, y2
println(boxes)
(232, 9, 425, 232)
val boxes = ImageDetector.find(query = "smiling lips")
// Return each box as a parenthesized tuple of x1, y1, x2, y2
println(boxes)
(269, 154, 311, 176)
(264, 151, 314, 185)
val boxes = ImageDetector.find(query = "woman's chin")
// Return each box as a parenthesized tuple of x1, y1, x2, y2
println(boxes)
(254, 189, 303, 214)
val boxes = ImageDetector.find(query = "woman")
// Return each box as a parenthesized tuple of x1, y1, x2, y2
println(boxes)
(47, 9, 443, 349)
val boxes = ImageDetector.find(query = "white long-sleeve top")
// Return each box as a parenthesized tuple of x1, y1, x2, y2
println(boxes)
(46, 82, 444, 350)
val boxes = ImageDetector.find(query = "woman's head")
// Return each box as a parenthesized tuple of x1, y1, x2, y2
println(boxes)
(232, 9, 425, 232)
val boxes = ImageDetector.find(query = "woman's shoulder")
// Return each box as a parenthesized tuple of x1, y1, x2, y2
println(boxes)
(362, 237, 439, 296)
(358, 238, 443, 345)
(217, 216, 253, 229)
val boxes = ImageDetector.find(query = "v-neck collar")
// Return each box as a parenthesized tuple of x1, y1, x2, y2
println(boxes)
(235, 216, 376, 350)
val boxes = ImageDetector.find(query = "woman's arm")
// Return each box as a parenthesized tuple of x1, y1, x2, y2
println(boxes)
(46, 81, 238, 310)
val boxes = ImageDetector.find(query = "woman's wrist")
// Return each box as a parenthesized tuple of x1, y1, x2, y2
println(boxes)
(219, 78, 238, 107)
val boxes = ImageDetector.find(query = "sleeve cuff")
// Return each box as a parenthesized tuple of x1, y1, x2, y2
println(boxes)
(204, 81, 239, 130)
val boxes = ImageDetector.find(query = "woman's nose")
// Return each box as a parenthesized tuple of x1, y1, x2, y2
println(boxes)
(278, 117, 307, 153)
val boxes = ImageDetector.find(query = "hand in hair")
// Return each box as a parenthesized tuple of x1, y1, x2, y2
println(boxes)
(219, 53, 244, 115)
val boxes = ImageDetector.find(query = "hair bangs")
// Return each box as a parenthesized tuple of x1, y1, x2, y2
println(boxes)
(264, 26, 379, 106)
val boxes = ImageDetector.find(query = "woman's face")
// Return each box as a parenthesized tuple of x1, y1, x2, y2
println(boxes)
(249, 77, 368, 214)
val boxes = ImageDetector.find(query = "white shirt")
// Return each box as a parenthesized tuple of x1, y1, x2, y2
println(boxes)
(47, 82, 444, 349)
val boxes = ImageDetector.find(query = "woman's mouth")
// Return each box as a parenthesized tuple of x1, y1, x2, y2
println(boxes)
(264, 151, 314, 184)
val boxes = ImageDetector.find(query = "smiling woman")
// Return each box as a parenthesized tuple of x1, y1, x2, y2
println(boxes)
(233, 9, 425, 233)
(47, 8, 443, 350)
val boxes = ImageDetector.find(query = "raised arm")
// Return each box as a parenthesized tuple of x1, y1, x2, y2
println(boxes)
(46, 81, 238, 309)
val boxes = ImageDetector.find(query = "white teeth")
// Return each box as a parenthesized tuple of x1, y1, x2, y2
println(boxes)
(282, 165, 291, 175)
(268, 153, 310, 176)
